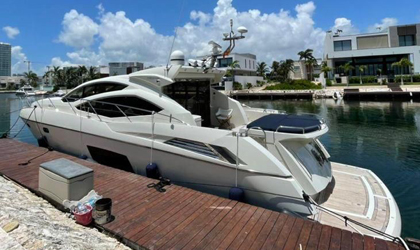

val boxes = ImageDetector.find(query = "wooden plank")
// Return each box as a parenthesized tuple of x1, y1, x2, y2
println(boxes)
(317, 225, 332, 250)
(283, 218, 305, 250)
(214, 206, 258, 249)
(341, 230, 352, 250)
(225, 207, 266, 250)
(163, 199, 233, 250)
(374, 237, 389, 250)
(237, 210, 273, 250)
(294, 220, 314, 250)
(273, 216, 296, 250)
(248, 212, 279, 250)
(364, 236, 376, 250)
(352, 232, 364, 250)
(195, 203, 250, 250)
(181, 200, 238, 250)
(305, 223, 323, 250)
(260, 213, 288, 250)
(329, 227, 342, 250)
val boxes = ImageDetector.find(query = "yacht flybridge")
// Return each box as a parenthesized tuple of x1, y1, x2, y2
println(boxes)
(20, 21, 401, 239)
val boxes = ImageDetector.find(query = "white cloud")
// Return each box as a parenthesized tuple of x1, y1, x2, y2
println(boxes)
(54, 0, 327, 66)
(11, 46, 28, 74)
(331, 18, 359, 35)
(367, 18, 398, 33)
(58, 9, 99, 48)
(3, 26, 20, 39)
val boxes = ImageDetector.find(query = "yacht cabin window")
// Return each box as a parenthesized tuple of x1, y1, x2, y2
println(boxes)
(63, 82, 127, 102)
(76, 96, 162, 118)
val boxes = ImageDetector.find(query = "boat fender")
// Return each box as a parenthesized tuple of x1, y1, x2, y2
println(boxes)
(146, 163, 160, 180)
(79, 155, 88, 160)
(229, 187, 244, 202)
(37, 136, 49, 148)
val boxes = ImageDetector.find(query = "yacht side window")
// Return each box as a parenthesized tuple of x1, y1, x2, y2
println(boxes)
(62, 82, 127, 102)
(77, 96, 162, 118)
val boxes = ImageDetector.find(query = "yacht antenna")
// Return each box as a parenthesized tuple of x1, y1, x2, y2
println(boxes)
(166, 0, 186, 70)
(208, 19, 248, 68)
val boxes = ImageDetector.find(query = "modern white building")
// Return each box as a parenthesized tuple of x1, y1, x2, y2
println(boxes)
(289, 59, 322, 80)
(216, 53, 264, 87)
(323, 23, 420, 82)
(0, 42, 12, 77)
(109, 62, 144, 76)
(0, 76, 26, 89)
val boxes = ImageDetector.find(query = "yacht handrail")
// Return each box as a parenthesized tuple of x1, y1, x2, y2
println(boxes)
(59, 97, 188, 125)
(246, 126, 267, 147)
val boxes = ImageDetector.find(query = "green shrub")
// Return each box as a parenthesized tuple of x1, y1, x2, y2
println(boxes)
(394, 75, 420, 82)
(256, 80, 264, 87)
(349, 76, 377, 84)
(246, 83, 253, 89)
(264, 79, 321, 90)
(326, 79, 332, 86)
(313, 73, 320, 78)
(53, 85, 60, 92)
(233, 81, 242, 90)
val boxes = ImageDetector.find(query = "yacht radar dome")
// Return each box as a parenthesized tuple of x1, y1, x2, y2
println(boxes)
(237, 26, 248, 35)
(170, 50, 185, 66)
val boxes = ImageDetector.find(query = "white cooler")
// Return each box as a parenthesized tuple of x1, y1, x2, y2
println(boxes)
(39, 158, 94, 204)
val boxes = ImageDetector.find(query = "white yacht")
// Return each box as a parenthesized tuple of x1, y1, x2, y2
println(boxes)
(19, 25, 401, 239)
(16, 85, 35, 96)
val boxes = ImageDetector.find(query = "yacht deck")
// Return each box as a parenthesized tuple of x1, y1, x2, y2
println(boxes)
(314, 162, 399, 238)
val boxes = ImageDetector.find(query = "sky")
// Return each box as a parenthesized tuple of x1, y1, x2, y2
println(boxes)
(1, 0, 420, 75)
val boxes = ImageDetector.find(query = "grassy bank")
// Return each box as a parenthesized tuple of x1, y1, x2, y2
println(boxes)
(264, 80, 321, 90)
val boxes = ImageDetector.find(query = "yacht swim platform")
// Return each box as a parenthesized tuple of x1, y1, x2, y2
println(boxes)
(313, 162, 399, 238)
(0, 139, 405, 250)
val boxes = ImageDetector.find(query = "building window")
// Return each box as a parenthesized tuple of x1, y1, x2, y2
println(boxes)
(249, 60, 251, 69)
(334, 40, 352, 51)
(217, 58, 232, 68)
(294, 66, 300, 71)
(399, 35, 416, 46)
(253, 61, 255, 69)
(245, 59, 247, 68)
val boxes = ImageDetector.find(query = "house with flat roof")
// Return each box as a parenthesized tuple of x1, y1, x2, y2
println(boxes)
(216, 53, 264, 88)
(323, 23, 420, 82)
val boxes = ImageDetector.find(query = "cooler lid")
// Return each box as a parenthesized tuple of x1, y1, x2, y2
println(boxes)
(40, 158, 93, 180)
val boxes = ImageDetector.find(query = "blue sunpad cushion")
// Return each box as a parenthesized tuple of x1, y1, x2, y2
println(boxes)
(247, 114, 322, 134)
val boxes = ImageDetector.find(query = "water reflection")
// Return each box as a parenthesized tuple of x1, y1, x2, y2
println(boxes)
(243, 98, 420, 238)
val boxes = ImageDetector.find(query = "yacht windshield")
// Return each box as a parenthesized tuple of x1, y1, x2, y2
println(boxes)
(283, 140, 329, 175)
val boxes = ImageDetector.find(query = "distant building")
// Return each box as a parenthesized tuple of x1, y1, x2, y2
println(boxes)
(96, 65, 109, 78)
(0, 42, 12, 76)
(0, 76, 26, 89)
(216, 53, 264, 88)
(323, 23, 420, 82)
(289, 59, 322, 80)
(109, 62, 144, 76)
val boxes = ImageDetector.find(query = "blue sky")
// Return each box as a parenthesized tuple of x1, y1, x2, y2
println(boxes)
(1, 0, 420, 75)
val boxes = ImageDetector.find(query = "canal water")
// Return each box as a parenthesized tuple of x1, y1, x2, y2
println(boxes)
(1, 92, 419, 238)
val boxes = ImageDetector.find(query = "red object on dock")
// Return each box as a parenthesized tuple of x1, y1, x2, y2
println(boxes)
(74, 205, 93, 226)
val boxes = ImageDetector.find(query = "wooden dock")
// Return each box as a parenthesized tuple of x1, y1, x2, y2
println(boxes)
(0, 139, 405, 250)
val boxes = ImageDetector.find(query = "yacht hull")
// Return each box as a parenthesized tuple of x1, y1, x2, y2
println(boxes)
(26, 120, 313, 216)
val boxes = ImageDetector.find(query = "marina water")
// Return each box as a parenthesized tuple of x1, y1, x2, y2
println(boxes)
(1, 92, 419, 238)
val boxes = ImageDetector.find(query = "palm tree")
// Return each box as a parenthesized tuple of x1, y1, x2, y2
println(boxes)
(339, 62, 354, 86)
(86, 66, 100, 81)
(278, 59, 294, 82)
(77, 65, 88, 84)
(270, 61, 280, 79)
(305, 58, 318, 81)
(320, 61, 332, 78)
(24, 71, 39, 88)
(227, 60, 240, 81)
(357, 65, 367, 84)
(256, 62, 268, 79)
(298, 49, 314, 80)
(392, 58, 413, 85)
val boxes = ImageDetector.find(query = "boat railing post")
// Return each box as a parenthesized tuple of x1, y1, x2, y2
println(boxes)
(86, 100, 102, 122)
(246, 126, 267, 147)
(47, 97, 56, 109)
(115, 104, 131, 122)
(235, 132, 239, 187)
(150, 111, 155, 164)
(63, 96, 77, 115)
